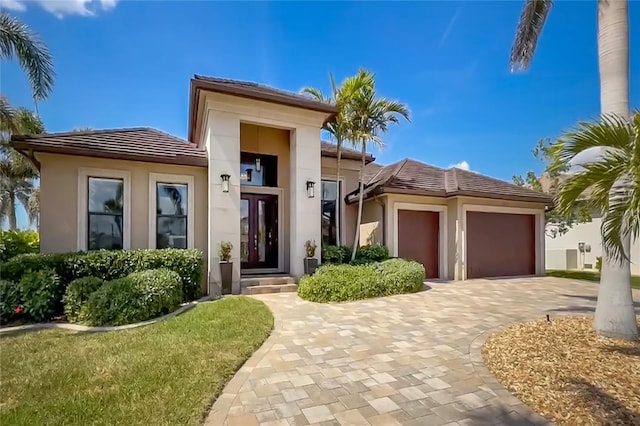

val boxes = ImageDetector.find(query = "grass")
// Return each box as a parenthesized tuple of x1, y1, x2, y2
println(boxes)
(0, 296, 273, 426)
(546, 269, 640, 289)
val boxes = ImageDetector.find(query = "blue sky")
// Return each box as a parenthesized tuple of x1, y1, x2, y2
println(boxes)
(2, 0, 638, 228)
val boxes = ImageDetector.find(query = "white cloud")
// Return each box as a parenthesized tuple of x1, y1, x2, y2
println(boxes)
(449, 160, 470, 171)
(0, 0, 27, 11)
(1, 0, 118, 18)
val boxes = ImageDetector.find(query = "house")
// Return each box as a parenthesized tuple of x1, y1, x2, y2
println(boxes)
(10, 75, 553, 295)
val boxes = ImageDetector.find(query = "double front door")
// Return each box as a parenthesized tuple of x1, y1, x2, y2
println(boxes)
(241, 193, 278, 269)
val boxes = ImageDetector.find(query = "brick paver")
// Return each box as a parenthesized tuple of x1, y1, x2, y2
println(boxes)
(205, 277, 640, 425)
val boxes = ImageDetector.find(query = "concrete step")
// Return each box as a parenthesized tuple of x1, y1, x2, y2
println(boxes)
(241, 276, 296, 287)
(242, 283, 298, 295)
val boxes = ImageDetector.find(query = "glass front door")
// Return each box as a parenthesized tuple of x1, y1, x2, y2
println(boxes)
(240, 193, 278, 270)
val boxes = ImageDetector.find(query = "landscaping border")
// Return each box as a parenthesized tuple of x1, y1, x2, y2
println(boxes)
(0, 295, 219, 335)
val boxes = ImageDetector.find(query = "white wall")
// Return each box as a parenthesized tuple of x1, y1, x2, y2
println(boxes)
(545, 217, 640, 274)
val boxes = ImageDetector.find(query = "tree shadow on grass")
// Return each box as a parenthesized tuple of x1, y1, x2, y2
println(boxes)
(566, 378, 640, 425)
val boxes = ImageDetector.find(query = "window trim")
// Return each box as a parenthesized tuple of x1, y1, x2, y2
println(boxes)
(148, 173, 195, 249)
(78, 168, 131, 251)
(320, 177, 344, 246)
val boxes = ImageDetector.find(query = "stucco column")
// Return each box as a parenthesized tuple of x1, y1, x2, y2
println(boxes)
(205, 109, 241, 295)
(289, 126, 322, 278)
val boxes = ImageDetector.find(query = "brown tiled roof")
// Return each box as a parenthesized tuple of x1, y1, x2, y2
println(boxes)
(346, 158, 553, 204)
(10, 128, 208, 167)
(320, 141, 375, 164)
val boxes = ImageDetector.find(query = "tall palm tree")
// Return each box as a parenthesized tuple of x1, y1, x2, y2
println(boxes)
(0, 11, 55, 103)
(302, 73, 369, 246)
(551, 113, 639, 340)
(511, 0, 634, 339)
(0, 107, 44, 229)
(347, 70, 410, 260)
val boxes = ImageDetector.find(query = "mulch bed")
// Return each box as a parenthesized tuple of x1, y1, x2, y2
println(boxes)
(482, 316, 640, 426)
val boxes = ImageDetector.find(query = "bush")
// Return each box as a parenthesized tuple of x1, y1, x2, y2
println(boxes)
(596, 256, 602, 272)
(1, 248, 203, 302)
(19, 269, 61, 322)
(355, 244, 390, 264)
(0, 230, 39, 263)
(63, 277, 104, 323)
(83, 269, 183, 326)
(0, 280, 22, 324)
(321, 244, 389, 265)
(298, 258, 424, 303)
(321, 245, 351, 264)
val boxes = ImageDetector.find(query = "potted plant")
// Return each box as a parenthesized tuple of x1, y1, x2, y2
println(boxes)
(304, 240, 318, 275)
(219, 241, 233, 295)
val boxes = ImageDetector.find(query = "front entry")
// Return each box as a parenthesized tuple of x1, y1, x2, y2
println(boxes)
(241, 193, 278, 270)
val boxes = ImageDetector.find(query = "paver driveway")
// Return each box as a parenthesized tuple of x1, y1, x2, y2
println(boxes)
(205, 277, 640, 426)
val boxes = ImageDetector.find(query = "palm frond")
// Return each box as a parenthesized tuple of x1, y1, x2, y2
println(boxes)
(510, 0, 553, 72)
(0, 11, 55, 100)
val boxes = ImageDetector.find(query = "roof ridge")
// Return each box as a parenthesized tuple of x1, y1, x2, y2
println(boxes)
(452, 167, 546, 195)
(446, 168, 460, 192)
(12, 127, 154, 140)
(194, 74, 319, 103)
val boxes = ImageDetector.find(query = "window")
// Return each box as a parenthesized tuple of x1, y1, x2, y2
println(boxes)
(156, 183, 188, 249)
(149, 173, 194, 249)
(88, 177, 124, 250)
(240, 152, 277, 187)
(321, 180, 341, 247)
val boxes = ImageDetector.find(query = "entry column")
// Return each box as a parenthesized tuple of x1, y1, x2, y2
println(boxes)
(289, 126, 322, 278)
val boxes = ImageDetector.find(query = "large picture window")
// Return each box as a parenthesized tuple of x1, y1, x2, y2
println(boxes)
(321, 180, 341, 247)
(88, 177, 124, 250)
(156, 183, 188, 249)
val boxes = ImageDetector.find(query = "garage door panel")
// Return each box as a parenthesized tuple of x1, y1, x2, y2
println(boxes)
(398, 210, 439, 278)
(467, 212, 535, 278)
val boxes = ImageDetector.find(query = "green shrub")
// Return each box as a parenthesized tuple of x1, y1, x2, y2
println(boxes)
(374, 258, 425, 295)
(0, 230, 39, 262)
(83, 269, 183, 326)
(321, 245, 351, 264)
(298, 258, 424, 303)
(63, 277, 105, 323)
(19, 269, 61, 322)
(298, 264, 382, 302)
(596, 256, 602, 272)
(1, 248, 203, 302)
(356, 244, 390, 264)
(0, 280, 22, 324)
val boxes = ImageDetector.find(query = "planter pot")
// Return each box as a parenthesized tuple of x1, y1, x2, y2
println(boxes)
(219, 262, 233, 295)
(304, 257, 318, 276)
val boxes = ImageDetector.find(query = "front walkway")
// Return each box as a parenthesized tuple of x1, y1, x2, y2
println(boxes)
(205, 277, 640, 426)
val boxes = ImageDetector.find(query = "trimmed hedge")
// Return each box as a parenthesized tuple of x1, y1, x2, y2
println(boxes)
(0, 280, 22, 324)
(83, 269, 183, 326)
(0, 230, 39, 263)
(321, 244, 390, 265)
(298, 258, 424, 303)
(19, 269, 62, 322)
(63, 277, 105, 323)
(1, 248, 203, 302)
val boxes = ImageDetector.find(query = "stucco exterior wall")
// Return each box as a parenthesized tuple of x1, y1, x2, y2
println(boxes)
(37, 152, 209, 292)
(360, 198, 385, 246)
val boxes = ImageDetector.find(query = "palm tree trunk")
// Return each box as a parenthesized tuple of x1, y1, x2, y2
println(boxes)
(335, 140, 342, 246)
(594, 0, 637, 340)
(8, 191, 17, 230)
(351, 141, 366, 261)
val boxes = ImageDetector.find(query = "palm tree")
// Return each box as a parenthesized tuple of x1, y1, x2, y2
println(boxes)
(0, 11, 55, 103)
(551, 113, 639, 340)
(0, 107, 44, 229)
(347, 70, 410, 261)
(511, 0, 634, 339)
(303, 73, 370, 246)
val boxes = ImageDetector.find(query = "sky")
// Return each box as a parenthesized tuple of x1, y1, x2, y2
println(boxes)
(1, 0, 639, 228)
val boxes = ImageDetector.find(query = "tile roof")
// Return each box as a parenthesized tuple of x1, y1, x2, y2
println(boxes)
(320, 141, 375, 163)
(192, 75, 338, 114)
(346, 159, 553, 204)
(10, 128, 209, 167)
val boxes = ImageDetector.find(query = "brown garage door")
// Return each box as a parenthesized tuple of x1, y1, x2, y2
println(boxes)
(466, 211, 535, 278)
(398, 210, 439, 278)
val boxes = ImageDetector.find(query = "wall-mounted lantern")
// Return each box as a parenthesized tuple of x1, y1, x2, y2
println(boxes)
(221, 174, 230, 193)
(306, 180, 315, 198)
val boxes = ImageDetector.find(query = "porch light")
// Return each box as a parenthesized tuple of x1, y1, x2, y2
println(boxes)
(306, 181, 315, 198)
(255, 157, 261, 172)
(221, 174, 230, 193)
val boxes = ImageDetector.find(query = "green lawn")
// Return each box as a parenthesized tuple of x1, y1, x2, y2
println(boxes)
(546, 270, 640, 289)
(0, 296, 273, 426)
